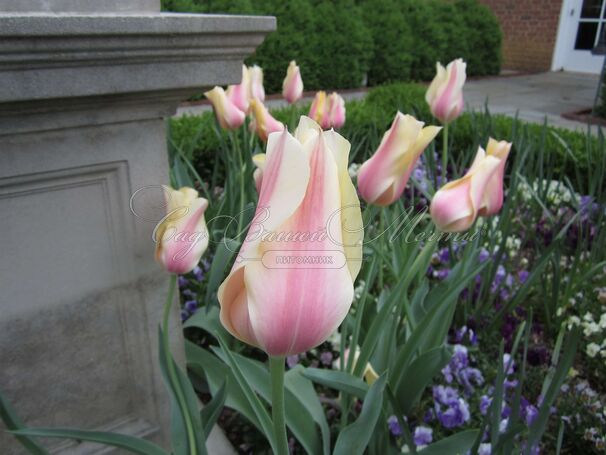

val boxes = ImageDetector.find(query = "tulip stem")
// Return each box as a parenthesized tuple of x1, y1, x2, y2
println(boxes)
(441, 123, 449, 183)
(231, 131, 246, 239)
(269, 356, 288, 455)
(162, 274, 198, 455)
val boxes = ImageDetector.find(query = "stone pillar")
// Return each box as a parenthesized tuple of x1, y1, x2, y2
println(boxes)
(0, 2, 274, 453)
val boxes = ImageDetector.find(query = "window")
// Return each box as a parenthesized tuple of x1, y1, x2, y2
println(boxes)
(575, 0, 606, 50)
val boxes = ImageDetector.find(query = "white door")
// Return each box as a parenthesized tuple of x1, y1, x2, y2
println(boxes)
(553, 0, 606, 73)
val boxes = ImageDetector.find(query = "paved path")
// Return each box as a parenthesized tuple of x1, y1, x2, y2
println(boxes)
(464, 71, 601, 133)
(176, 71, 602, 133)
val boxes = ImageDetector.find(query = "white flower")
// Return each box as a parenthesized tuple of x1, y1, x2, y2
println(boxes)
(583, 322, 601, 337)
(587, 343, 600, 358)
(567, 316, 581, 329)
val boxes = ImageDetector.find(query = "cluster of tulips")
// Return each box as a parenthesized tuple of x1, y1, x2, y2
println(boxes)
(204, 60, 346, 142)
(153, 57, 513, 454)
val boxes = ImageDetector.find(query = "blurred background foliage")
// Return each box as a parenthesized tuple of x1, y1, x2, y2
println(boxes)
(161, 0, 501, 91)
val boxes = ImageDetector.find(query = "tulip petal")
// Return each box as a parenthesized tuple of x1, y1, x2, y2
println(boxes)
(250, 99, 284, 142)
(204, 86, 245, 130)
(244, 133, 354, 356)
(430, 155, 501, 232)
(324, 129, 364, 280)
(252, 153, 266, 194)
(426, 59, 466, 124)
(391, 125, 442, 201)
(357, 113, 425, 206)
(218, 130, 311, 346)
(309, 91, 326, 125)
(295, 115, 322, 145)
(155, 187, 209, 274)
(480, 139, 512, 216)
(226, 65, 251, 113)
(282, 60, 304, 104)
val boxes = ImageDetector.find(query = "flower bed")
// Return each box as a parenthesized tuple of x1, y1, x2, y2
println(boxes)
(167, 69, 606, 453)
(4, 59, 605, 455)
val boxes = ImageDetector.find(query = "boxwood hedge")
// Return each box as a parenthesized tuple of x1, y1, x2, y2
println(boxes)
(161, 0, 502, 89)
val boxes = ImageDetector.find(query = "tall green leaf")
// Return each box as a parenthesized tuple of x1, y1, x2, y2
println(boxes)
(12, 428, 168, 455)
(333, 375, 387, 455)
(0, 390, 49, 454)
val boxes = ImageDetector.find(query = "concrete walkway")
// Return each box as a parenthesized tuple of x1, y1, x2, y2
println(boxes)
(464, 71, 601, 133)
(176, 71, 602, 134)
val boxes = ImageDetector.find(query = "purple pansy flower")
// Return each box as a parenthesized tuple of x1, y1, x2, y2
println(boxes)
(387, 415, 402, 436)
(413, 426, 433, 446)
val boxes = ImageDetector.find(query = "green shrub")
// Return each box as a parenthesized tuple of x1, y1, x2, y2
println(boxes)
(163, 0, 373, 92)
(358, 0, 413, 85)
(172, 82, 601, 192)
(453, 0, 502, 76)
(248, 0, 373, 92)
(162, 0, 502, 90)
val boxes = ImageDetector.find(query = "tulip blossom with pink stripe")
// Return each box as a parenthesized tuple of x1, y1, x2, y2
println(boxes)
(155, 186, 209, 274)
(426, 59, 467, 124)
(252, 153, 265, 193)
(249, 65, 265, 102)
(282, 60, 304, 104)
(250, 99, 285, 142)
(309, 91, 326, 124)
(326, 92, 346, 129)
(226, 65, 251, 113)
(430, 138, 512, 232)
(204, 86, 245, 130)
(309, 91, 346, 129)
(357, 113, 441, 206)
(218, 117, 364, 356)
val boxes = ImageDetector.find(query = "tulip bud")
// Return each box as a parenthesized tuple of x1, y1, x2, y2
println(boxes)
(357, 113, 441, 206)
(249, 99, 285, 142)
(204, 86, 245, 130)
(343, 347, 379, 384)
(282, 60, 304, 104)
(248, 65, 265, 102)
(425, 59, 467, 124)
(309, 91, 327, 125)
(226, 65, 251, 113)
(155, 186, 209, 274)
(218, 117, 364, 356)
(325, 92, 346, 129)
(252, 153, 265, 193)
(430, 138, 511, 232)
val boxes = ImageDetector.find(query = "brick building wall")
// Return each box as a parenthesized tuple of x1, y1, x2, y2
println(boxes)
(479, 0, 564, 72)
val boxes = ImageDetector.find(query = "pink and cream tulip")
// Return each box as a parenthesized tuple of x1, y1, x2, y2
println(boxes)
(218, 116, 364, 356)
(226, 65, 251, 113)
(249, 65, 265, 102)
(204, 86, 245, 130)
(430, 138, 512, 232)
(250, 99, 285, 142)
(325, 92, 346, 129)
(155, 186, 209, 274)
(309, 91, 346, 129)
(309, 91, 326, 124)
(357, 113, 441, 206)
(425, 58, 467, 124)
(252, 153, 265, 193)
(282, 60, 304, 104)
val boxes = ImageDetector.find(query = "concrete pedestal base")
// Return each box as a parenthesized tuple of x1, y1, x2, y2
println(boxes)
(0, 5, 274, 454)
